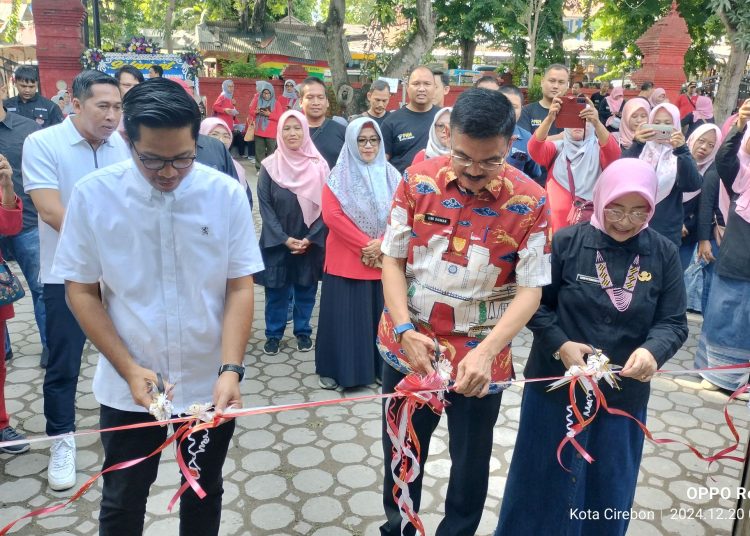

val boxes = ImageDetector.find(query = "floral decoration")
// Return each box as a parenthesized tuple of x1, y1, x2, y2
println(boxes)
(181, 49, 204, 79)
(80, 48, 105, 70)
(125, 36, 159, 54)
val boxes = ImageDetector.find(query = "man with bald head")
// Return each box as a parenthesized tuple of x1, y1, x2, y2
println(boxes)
(381, 66, 439, 173)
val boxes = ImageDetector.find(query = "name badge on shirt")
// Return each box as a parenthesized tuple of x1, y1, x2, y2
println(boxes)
(576, 274, 599, 285)
(424, 214, 450, 225)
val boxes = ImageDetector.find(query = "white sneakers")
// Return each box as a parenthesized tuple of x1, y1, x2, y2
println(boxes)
(48, 435, 76, 491)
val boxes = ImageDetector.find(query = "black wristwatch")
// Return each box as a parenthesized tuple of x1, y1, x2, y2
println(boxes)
(218, 363, 245, 381)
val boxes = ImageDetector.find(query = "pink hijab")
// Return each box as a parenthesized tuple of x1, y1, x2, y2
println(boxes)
(639, 102, 682, 203)
(618, 98, 651, 149)
(263, 110, 330, 227)
(732, 124, 750, 224)
(693, 96, 714, 121)
(199, 117, 248, 192)
(683, 124, 722, 202)
(590, 158, 658, 237)
(605, 87, 625, 128)
(649, 88, 667, 108)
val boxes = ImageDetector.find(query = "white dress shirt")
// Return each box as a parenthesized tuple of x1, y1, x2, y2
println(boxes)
(22, 116, 130, 284)
(52, 159, 264, 414)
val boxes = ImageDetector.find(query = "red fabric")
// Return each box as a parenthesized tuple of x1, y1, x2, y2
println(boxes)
(411, 149, 426, 165)
(211, 94, 237, 129)
(546, 176, 575, 235)
(676, 94, 699, 120)
(322, 185, 382, 280)
(246, 94, 283, 139)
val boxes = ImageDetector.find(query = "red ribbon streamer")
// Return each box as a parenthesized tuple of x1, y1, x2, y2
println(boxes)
(2, 363, 750, 534)
(555, 374, 748, 472)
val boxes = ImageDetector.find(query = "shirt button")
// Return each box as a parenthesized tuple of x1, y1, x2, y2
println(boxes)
(604, 316, 612, 324)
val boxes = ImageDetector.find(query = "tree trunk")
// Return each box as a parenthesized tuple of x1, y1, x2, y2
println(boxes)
(251, 0, 267, 34)
(382, 0, 437, 79)
(164, 0, 176, 53)
(318, 0, 348, 97)
(714, 39, 749, 126)
(460, 38, 477, 70)
(239, 0, 250, 31)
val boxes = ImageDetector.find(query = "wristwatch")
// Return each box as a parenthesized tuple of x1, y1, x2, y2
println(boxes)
(393, 322, 416, 343)
(218, 363, 245, 381)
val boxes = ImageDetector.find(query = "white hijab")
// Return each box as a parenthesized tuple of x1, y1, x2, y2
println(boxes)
(551, 124, 601, 200)
(425, 107, 452, 159)
(639, 103, 681, 203)
(327, 117, 401, 238)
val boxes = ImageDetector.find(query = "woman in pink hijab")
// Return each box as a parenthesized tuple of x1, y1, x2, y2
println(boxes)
(255, 110, 330, 356)
(499, 158, 688, 536)
(695, 100, 750, 396)
(617, 98, 650, 149)
(199, 117, 250, 204)
(648, 87, 667, 107)
(623, 102, 702, 248)
(682, 95, 715, 139)
(597, 85, 625, 132)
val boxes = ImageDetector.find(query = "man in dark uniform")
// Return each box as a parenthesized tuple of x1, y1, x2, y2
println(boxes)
(4, 66, 63, 129)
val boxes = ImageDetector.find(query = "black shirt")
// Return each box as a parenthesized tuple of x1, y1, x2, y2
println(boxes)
(310, 119, 347, 170)
(196, 134, 250, 208)
(714, 126, 750, 281)
(0, 111, 39, 231)
(697, 163, 725, 242)
(519, 101, 563, 185)
(590, 91, 606, 109)
(622, 142, 702, 246)
(525, 223, 688, 412)
(255, 166, 326, 288)
(381, 106, 439, 174)
(349, 110, 390, 127)
(4, 93, 64, 129)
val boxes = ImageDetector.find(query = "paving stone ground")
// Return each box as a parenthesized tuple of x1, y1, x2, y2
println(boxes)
(1, 163, 748, 535)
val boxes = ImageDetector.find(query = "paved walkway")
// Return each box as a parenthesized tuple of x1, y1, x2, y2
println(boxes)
(1, 164, 748, 535)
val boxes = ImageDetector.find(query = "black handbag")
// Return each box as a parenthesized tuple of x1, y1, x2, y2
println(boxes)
(0, 261, 25, 305)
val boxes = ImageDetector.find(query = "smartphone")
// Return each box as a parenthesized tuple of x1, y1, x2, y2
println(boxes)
(643, 124, 674, 141)
(556, 97, 586, 129)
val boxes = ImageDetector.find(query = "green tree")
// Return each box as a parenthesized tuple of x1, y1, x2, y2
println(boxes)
(588, 0, 725, 78)
(434, 0, 503, 69)
(710, 0, 750, 123)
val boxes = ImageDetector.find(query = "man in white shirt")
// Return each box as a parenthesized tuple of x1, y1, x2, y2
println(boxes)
(53, 78, 263, 535)
(22, 70, 129, 491)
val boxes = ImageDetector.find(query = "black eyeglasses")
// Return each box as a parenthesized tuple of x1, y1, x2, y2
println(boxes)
(450, 151, 504, 172)
(357, 137, 381, 147)
(132, 145, 197, 171)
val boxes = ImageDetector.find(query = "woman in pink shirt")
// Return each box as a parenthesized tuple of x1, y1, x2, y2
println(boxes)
(315, 118, 400, 390)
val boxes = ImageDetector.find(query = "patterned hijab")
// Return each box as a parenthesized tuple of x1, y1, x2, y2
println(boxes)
(263, 110, 329, 227)
(327, 117, 401, 238)
(256, 81, 276, 131)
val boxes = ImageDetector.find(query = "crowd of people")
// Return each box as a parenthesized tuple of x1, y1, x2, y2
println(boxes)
(0, 59, 746, 536)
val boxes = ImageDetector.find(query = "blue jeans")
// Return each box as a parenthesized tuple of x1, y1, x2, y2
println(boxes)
(496, 385, 646, 536)
(0, 227, 46, 350)
(264, 283, 317, 339)
(43, 283, 86, 436)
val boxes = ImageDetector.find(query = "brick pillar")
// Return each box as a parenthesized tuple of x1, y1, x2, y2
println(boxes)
(630, 3, 692, 104)
(31, 0, 85, 100)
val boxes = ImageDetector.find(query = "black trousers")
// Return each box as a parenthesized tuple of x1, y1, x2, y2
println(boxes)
(98, 405, 235, 536)
(380, 364, 503, 536)
(43, 283, 86, 436)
